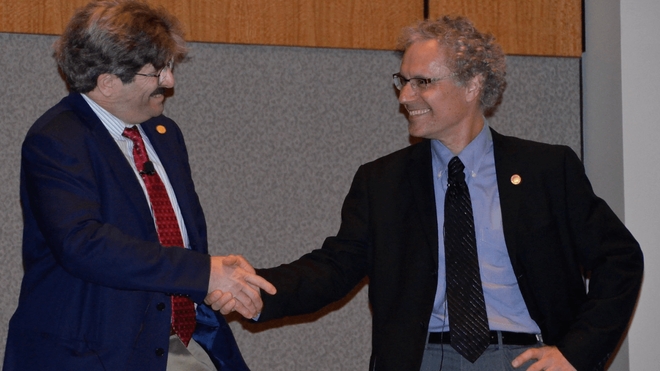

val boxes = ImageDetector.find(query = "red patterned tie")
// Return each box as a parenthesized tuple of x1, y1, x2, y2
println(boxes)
(123, 126, 196, 347)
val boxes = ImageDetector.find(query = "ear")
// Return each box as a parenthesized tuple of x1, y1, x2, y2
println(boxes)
(464, 74, 484, 103)
(96, 73, 118, 97)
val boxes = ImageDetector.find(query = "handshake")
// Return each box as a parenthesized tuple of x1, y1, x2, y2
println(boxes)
(204, 255, 276, 319)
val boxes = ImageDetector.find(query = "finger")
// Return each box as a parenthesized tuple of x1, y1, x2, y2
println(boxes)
(221, 255, 239, 266)
(245, 274, 277, 295)
(232, 293, 259, 318)
(512, 348, 539, 368)
(204, 290, 225, 305)
(221, 255, 257, 274)
(521, 346, 576, 371)
(218, 299, 237, 315)
(233, 302, 256, 319)
(214, 291, 235, 310)
(206, 291, 235, 312)
(237, 286, 264, 313)
(234, 288, 262, 313)
(232, 255, 256, 274)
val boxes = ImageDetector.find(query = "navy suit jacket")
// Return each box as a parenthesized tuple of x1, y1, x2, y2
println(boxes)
(4, 93, 249, 370)
(257, 130, 643, 371)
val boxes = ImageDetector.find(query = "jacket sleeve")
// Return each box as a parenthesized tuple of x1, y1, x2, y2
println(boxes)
(552, 148, 643, 370)
(256, 165, 371, 321)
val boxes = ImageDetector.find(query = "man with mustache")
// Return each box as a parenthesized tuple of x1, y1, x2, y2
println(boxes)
(3, 1, 275, 370)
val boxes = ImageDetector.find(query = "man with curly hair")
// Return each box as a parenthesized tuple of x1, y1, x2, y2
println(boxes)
(3, 1, 275, 370)
(209, 16, 643, 371)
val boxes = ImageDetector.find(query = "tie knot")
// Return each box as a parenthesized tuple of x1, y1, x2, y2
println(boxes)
(122, 126, 141, 142)
(448, 156, 466, 185)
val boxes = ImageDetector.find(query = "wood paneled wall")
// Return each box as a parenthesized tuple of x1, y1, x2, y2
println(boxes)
(0, 0, 422, 51)
(430, 0, 583, 57)
(0, 0, 581, 57)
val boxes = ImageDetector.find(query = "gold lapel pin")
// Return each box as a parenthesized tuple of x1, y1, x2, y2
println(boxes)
(510, 174, 522, 185)
(156, 125, 167, 134)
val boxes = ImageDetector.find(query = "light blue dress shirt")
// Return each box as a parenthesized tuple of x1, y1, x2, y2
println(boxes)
(428, 123, 540, 334)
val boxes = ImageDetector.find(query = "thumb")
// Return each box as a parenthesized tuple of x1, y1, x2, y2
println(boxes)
(222, 255, 240, 266)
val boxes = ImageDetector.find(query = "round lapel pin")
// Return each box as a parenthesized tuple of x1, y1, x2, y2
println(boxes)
(156, 125, 167, 134)
(510, 174, 522, 185)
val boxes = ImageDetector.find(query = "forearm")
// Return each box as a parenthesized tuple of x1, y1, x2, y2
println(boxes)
(257, 242, 368, 321)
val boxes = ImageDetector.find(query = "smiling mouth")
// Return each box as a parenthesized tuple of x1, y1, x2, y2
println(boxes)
(407, 108, 431, 116)
(151, 87, 166, 97)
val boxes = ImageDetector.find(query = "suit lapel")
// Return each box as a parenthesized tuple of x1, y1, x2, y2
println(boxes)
(407, 140, 440, 267)
(491, 129, 523, 267)
(68, 93, 157, 231)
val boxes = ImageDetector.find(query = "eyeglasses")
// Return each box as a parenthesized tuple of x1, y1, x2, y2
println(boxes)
(392, 72, 456, 92)
(135, 59, 174, 84)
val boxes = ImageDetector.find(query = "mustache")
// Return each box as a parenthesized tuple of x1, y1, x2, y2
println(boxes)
(151, 87, 166, 96)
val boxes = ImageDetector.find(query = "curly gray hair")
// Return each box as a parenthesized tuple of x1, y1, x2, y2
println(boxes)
(397, 16, 507, 112)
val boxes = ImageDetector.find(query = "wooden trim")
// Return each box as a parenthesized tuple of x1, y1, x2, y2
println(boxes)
(0, 0, 581, 56)
(0, 0, 423, 51)
(428, 0, 583, 57)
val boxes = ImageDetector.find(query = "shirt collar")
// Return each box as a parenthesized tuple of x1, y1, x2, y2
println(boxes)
(431, 121, 493, 180)
(81, 93, 137, 141)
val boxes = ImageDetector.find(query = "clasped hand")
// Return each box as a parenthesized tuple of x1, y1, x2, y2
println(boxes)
(205, 255, 276, 319)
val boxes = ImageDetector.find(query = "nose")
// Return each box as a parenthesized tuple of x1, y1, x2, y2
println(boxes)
(159, 69, 175, 88)
(398, 82, 417, 104)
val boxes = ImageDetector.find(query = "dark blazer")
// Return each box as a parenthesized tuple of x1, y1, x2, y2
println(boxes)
(4, 93, 249, 371)
(257, 129, 643, 371)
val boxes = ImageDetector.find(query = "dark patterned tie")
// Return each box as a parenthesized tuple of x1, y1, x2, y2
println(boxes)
(444, 156, 490, 363)
(123, 126, 196, 347)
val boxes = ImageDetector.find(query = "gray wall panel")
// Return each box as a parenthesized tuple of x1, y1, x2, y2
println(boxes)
(0, 32, 580, 370)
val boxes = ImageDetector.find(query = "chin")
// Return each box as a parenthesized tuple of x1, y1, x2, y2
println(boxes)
(408, 123, 426, 138)
(150, 105, 165, 116)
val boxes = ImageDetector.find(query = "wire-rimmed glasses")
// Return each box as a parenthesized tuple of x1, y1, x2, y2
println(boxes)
(392, 72, 456, 92)
(135, 59, 174, 84)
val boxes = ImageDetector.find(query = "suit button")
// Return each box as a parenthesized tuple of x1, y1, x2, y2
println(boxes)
(155, 348, 165, 357)
(156, 302, 166, 311)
